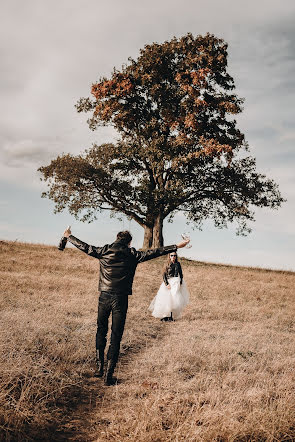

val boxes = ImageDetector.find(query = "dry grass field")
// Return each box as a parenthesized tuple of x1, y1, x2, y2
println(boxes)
(0, 240, 295, 441)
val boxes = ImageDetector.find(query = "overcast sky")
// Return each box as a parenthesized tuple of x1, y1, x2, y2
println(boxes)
(1, 0, 294, 271)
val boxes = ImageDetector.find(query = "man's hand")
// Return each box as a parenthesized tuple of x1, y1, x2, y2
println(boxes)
(176, 239, 190, 249)
(63, 226, 72, 238)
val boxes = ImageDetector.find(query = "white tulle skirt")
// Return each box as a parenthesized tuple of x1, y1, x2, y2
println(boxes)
(148, 276, 190, 320)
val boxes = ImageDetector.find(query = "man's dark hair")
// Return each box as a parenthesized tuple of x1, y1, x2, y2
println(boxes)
(116, 231, 132, 244)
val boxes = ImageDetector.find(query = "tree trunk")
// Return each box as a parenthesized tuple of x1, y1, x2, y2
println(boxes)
(142, 225, 153, 249)
(152, 214, 164, 248)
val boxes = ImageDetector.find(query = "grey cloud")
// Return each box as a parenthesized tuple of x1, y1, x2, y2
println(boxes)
(0, 123, 117, 169)
(1, 137, 64, 167)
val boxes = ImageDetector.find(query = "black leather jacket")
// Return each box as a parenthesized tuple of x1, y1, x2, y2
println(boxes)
(163, 262, 183, 285)
(68, 235, 177, 295)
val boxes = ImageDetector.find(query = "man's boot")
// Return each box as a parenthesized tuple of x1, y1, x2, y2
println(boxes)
(104, 359, 117, 386)
(94, 349, 104, 378)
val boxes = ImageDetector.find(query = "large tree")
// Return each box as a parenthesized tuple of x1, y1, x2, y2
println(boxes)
(39, 33, 284, 248)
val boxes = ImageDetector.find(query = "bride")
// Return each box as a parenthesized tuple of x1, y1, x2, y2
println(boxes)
(149, 251, 190, 321)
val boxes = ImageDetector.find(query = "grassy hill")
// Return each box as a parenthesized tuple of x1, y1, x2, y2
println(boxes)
(0, 240, 295, 441)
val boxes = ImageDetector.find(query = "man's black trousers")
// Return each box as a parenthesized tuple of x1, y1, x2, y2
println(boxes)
(96, 291, 128, 363)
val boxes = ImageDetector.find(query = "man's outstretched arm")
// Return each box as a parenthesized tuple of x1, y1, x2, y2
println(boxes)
(135, 239, 190, 264)
(63, 227, 105, 259)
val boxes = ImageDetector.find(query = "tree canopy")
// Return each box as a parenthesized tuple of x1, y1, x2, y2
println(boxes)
(39, 33, 284, 248)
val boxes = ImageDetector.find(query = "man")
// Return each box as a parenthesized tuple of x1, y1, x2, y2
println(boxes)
(63, 227, 189, 385)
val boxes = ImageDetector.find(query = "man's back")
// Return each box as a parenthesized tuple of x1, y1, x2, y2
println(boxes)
(99, 240, 137, 294)
(68, 235, 177, 295)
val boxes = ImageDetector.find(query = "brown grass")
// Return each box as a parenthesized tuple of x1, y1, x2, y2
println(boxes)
(0, 240, 294, 441)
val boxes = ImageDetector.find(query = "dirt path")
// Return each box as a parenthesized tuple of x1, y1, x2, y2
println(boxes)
(52, 311, 170, 441)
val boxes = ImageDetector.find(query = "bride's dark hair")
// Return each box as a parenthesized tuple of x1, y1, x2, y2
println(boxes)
(163, 252, 178, 275)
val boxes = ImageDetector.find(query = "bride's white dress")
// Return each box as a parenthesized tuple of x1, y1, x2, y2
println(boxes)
(149, 276, 190, 320)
